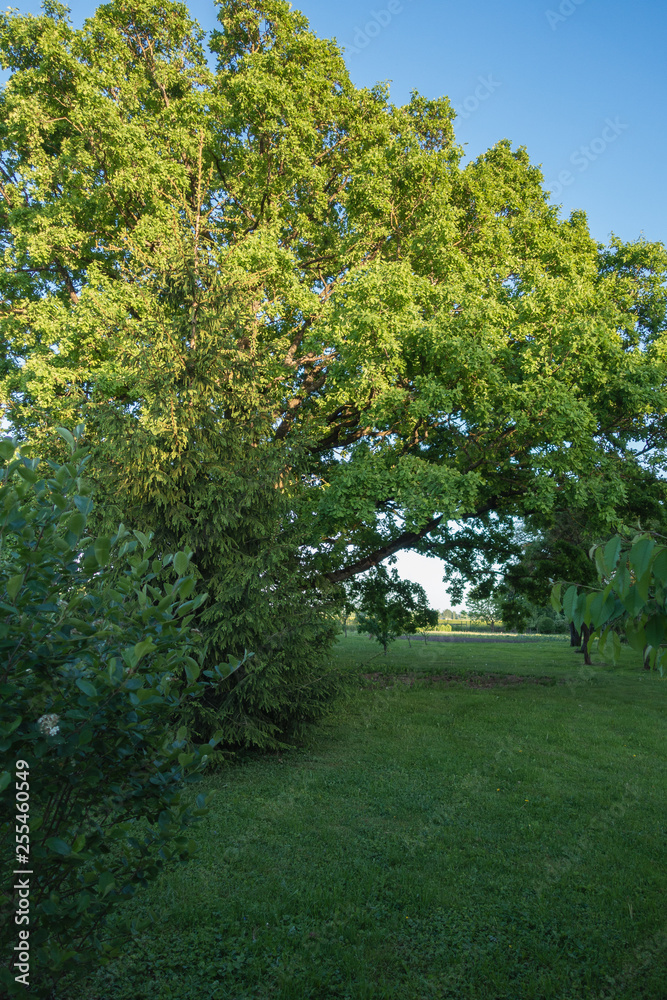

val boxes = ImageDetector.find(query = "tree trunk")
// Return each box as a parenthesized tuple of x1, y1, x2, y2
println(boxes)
(643, 647, 651, 670)
(580, 622, 593, 666)
(569, 622, 581, 647)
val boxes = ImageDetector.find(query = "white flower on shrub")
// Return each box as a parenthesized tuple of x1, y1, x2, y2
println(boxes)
(37, 713, 60, 736)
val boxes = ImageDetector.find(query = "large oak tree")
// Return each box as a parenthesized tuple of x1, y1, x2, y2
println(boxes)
(1, 0, 666, 739)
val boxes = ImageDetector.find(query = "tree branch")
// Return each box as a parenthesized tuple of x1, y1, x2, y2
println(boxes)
(325, 513, 445, 583)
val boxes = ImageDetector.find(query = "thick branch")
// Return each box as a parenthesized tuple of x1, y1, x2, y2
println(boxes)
(325, 513, 444, 583)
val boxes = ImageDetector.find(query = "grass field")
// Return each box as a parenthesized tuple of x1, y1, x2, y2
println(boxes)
(61, 636, 667, 1000)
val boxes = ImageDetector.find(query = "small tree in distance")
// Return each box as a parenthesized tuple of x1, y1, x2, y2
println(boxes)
(465, 591, 503, 630)
(350, 568, 437, 655)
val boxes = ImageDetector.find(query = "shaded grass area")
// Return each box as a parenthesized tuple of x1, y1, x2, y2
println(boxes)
(62, 637, 667, 1000)
(338, 632, 637, 679)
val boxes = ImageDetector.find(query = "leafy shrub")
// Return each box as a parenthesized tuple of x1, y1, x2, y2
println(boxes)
(537, 616, 557, 634)
(440, 624, 452, 632)
(0, 432, 244, 997)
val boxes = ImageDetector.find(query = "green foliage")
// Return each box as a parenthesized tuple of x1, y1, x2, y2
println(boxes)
(465, 592, 503, 627)
(1, 0, 667, 743)
(537, 615, 556, 634)
(1, 1, 667, 598)
(498, 493, 667, 633)
(499, 590, 533, 633)
(550, 616, 569, 635)
(553, 531, 667, 673)
(349, 567, 437, 654)
(0, 433, 245, 997)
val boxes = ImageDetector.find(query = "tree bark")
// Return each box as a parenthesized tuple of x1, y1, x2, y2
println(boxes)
(580, 622, 593, 666)
(569, 622, 581, 647)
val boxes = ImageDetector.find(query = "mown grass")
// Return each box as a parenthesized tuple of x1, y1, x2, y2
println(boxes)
(337, 632, 578, 679)
(61, 637, 667, 1000)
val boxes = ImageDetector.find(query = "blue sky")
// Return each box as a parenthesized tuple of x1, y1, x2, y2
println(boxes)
(296, 0, 667, 248)
(5, 0, 666, 608)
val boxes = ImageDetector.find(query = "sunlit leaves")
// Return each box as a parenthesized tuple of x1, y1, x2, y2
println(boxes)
(0, 0, 666, 601)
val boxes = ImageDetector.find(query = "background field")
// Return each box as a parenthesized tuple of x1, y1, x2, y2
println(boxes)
(61, 637, 667, 1000)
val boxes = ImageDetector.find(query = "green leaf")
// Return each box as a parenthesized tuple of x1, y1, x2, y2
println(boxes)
(76, 678, 98, 698)
(602, 535, 622, 576)
(132, 639, 156, 665)
(550, 582, 562, 613)
(56, 427, 76, 452)
(16, 464, 38, 484)
(82, 545, 99, 571)
(97, 872, 115, 897)
(74, 495, 94, 516)
(108, 658, 124, 685)
(645, 615, 664, 649)
(94, 536, 111, 566)
(562, 585, 578, 622)
(0, 717, 21, 737)
(133, 530, 151, 550)
(571, 591, 588, 631)
(620, 585, 645, 617)
(629, 537, 655, 581)
(0, 439, 15, 461)
(46, 837, 72, 856)
(0, 771, 10, 793)
(5, 574, 23, 601)
(184, 660, 200, 682)
(175, 575, 196, 599)
(611, 560, 630, 600)
(635, 567, 653, 603)
(589, 588, 617, 629)
(650, 547, 667, 587)
(66, 511, 86, 538)
(173, 551, 190, 576)
(597, 626, 609, 657)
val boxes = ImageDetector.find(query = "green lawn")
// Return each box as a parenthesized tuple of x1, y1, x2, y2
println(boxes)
(62, 637, 667, 1000)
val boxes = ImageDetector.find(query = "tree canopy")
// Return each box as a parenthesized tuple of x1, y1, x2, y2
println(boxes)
(1, 0, 666, 714)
